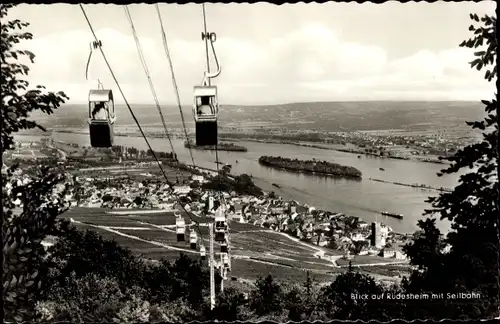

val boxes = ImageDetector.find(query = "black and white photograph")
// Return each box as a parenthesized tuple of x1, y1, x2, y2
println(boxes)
(2, 1, 498, 322)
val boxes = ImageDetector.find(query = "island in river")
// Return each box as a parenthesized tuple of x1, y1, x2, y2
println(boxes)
(184, 140, 248, 152)
(258, 156, 363, 179)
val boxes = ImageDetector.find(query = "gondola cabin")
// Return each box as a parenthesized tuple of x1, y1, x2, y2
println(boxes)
(189, 230, 198, 250)
(176, 218, 186, 242)
(214, 215, 227, 242)
(88, 89, 116, 148)
(220, 241, 228, 253)
(222, 253, 230, 269)
(193, 86, 218, 146)
(200, 245, 206, 260)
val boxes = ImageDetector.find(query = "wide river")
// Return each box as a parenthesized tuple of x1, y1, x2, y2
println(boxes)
(18, 132, 468, 234)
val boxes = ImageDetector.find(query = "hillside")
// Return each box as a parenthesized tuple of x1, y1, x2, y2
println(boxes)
(62, 207, 407, 284)
(31, 101, 484, 134)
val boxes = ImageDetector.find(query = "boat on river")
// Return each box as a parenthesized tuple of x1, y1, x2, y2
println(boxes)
(272, 183, 281, 188)
(381, 211, 403, 219)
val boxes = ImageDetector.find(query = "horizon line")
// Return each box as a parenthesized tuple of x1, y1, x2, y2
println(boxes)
(63, 99, 482, 106)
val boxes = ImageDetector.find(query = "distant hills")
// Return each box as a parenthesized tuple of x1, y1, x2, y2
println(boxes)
(31, 101, 485, 133)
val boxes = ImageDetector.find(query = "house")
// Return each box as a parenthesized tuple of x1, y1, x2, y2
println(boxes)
(380, 249, 397, 258)
(270, 207, 284, 215)
(280, 218, 289, 231)
(312, 233, 328, 246)
(351, 233, 367, 242)
(234, 203, 242, 214)
(228, 211, 243, 223)
(192, 175, 204, 182)
(394, 251, 407, 260)
(173, 185, 191, 195)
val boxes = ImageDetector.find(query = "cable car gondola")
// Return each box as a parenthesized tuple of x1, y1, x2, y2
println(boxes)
(193, 30, 220, 146)
(189, 230, 198, 250)
(220, 241, 228, 253)
(222, 253, 230, 269)
(176, 217, 186, 242)
(200, 245, 206, 260)
(88, 87, 116, 148)
(193, 85, 218, 146)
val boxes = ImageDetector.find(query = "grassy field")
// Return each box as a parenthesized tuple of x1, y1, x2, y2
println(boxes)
(63, 207, 398, 283)
(336, 255, 397, 266)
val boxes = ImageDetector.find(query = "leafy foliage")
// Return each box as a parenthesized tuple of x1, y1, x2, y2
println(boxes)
(45, 228, 147, 293)
(208, 287, 249, 321)
(403, 12, 499, 320)
(249, 274, 285, 316)
(1, 4, 68, 151)
(1, 4, 70, 321)
(318, 269, 385, 320)
(202, 173, 263, 197)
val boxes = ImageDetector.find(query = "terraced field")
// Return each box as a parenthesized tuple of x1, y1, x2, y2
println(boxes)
(63, 207, 401, 283)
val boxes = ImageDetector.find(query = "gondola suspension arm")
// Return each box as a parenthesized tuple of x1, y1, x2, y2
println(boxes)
(85, 40, 103, 82)
(201, 32, 221, 86)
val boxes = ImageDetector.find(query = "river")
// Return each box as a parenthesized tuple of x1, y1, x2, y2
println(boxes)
(16, 131, 467, 234)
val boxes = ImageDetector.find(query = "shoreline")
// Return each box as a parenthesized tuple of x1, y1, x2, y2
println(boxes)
(369, 178, 453, 192)
(17, 137, 418, 268)
(258, 155, 362, 179)
(16, 136, 442, 236)
(26, 129, 450, 166)
(220, 136, 448, 165)
(18, 129, 450, 166)
(184, 141, 248, 152)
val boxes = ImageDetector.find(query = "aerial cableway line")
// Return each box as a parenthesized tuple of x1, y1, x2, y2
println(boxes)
(79, 4, 230, 308)
(79, 4, 170, 180)
(155, 3, 196, 168)
(124, 5, 176, 160)
(123, 4, 207, 253)
(79, 4, 208, 262)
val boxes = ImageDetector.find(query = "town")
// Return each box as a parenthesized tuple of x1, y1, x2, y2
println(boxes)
(6, 137, 412, 283)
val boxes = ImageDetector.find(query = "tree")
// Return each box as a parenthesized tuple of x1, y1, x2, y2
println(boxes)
(318, 268, 386, 320)
(168, 253, 209, 309)
(45, 228, 147, 293)
(209, 287, 248, 321)
(285, 272, 318, 321)
(403, 13, 498, 320)
(249, 274, 284, 316)
(2, 4, 70, 321)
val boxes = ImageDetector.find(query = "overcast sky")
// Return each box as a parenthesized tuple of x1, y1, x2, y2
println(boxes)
(5, 2, 496, 105)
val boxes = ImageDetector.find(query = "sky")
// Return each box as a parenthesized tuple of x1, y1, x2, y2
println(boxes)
(4, 2, 496, 105)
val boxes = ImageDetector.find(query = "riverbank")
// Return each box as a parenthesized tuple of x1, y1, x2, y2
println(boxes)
(221, 135, 448, 165)
(184, 141, 248, 152)
(40, 129, 450, 166)
(259, 155, 362, 179)
(369, 178, 453, 193)
(14, 131, 457, 234)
